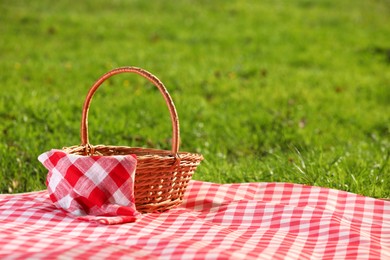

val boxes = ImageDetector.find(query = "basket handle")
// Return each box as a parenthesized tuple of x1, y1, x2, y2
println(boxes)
(81, 66, 180, 154)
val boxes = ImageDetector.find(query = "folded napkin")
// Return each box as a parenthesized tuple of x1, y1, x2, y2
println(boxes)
(38, 150, 139, 224)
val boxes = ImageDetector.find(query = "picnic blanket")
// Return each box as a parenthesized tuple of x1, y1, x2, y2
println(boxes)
(1, 180, 389, 259)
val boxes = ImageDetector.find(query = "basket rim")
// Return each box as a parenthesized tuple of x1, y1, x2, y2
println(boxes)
(63, 144, 204, 159)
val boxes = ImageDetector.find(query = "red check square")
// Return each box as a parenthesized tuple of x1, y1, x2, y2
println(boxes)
(39, 150, 139, 224)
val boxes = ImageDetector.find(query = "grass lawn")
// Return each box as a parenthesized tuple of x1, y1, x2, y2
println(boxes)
(0, 0, 389, 198)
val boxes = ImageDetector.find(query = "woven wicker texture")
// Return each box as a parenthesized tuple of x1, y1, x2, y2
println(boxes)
(65, 67, 203, 213)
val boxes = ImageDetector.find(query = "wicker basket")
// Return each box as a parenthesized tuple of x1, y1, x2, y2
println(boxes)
(64, 67, 203, 213)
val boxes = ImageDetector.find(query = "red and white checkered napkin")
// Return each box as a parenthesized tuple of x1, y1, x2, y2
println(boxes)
(38, 149, 139, 224)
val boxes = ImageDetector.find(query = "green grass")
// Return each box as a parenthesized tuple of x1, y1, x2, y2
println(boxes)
(0, 0, 389, 198)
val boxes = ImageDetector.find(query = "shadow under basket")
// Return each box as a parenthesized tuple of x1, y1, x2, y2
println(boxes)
(63, 67, 203, 213)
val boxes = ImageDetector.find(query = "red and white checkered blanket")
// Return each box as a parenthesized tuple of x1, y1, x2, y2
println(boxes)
(1, 181, 389, 259)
